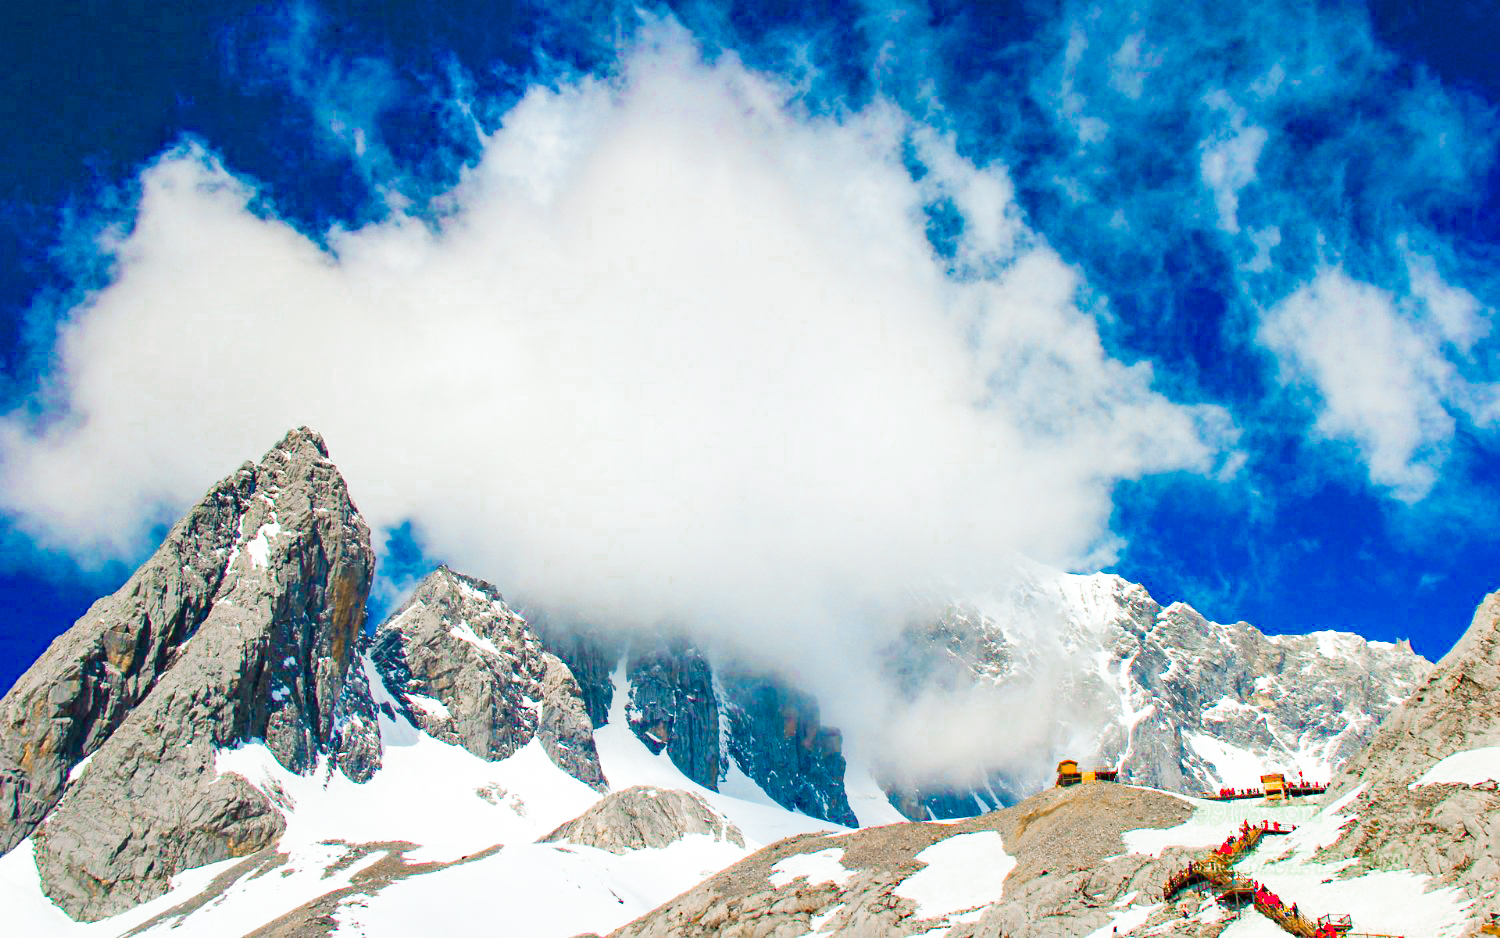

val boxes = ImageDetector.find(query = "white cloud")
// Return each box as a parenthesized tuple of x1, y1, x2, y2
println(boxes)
(1259, 267, 1497, 500)
(1054, 26, 1110, 146)
(1243, 225, 1281, 273)
(1402, 247, 1487, 352)
(1199, 92, 1268, 234)
(1108, 32, 1161, 101)
(0, 25, 1223, 780)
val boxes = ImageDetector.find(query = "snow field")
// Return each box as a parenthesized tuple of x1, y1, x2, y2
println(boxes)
(1083, 901, 1162, 937)
(215, 723, 599, 860)
(1414, 746, 1500, 788)
(840, 741, 910, 828)
(892, 831, 1016, 920)
(334, 834, 748, 937)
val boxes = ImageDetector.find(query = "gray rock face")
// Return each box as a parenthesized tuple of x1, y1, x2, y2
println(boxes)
(528, 616, 621, 730)
(720, 672, 856, 827)
(371, 568, 607, 790)
(8, 428, 376, 921)
(0, 465, 255, 856)
(882, 570, 1430, 818)
(542, 785, 745, 854)
(608, 782, 1193, 938)
(330, 634, 383, 784)
(1319, 588, 1500, 915)
(614, 637, 857, 827)
(625, 641, 721, 790)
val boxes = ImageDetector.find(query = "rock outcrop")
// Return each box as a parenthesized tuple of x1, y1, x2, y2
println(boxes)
(608, 781, 1194, 938)
(719, 672, 856, 827)
(542, 786, 745, 853)
(370, 567, 607, 790)
(1, 428, 376, 921)
(1320, 587, 1500, 916)
(624, 640, 722, 790)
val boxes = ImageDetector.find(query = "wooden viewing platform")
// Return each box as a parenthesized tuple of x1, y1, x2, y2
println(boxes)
(1207, 782, 1328, 801)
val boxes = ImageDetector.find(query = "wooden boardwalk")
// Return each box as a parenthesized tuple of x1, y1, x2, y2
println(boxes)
(1160, 821, 1403, 938)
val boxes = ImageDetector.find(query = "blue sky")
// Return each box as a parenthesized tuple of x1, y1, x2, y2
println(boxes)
(2, 0, 1499, 695)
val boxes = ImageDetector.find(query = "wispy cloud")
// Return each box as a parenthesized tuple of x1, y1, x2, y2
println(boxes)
(1260, 264, 1497, 501)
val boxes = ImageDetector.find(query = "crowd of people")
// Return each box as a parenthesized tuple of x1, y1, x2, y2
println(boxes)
(1212, 771, 1327, 800)
(1215, 786, 1264, 798)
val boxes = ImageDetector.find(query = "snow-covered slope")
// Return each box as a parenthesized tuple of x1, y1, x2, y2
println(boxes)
(608, 780, 1480, 937)
(0, 656, 848, 938)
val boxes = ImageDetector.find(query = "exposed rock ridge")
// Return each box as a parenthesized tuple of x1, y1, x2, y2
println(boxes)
(1, 428, 378, 921)
(541, 785, 745, 854)
(1319, 587, 1500, 915)
(0, 462, 256, 855)
(370, 567, 606, 791)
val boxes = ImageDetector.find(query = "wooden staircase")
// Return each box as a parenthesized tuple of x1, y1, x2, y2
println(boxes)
(1160, 822, 1403, 938)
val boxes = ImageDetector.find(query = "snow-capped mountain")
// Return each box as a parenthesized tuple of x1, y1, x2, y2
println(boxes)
(0, 428, 1468, 937)
(878, 569, 1429, 817)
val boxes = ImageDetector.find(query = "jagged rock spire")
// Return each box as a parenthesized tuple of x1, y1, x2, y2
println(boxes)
(0, 428, 376, 921)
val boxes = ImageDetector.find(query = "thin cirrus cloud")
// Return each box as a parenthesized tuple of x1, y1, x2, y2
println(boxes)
(1000, 0, 1499, 504)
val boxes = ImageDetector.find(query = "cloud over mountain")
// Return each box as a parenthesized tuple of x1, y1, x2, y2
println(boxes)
(0, 24, 1223, 638)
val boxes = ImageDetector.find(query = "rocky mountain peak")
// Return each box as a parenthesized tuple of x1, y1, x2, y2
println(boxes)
(371, 566, 608, 790)
(0, 428, 376, 920)
(270, 425, 329, 458)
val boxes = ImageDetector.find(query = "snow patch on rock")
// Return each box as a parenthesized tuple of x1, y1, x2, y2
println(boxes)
(1412, 746, 1500, 788)
(893, 831, 1015, 919)
(447, 620, 500, 655)
(768, 848, 854, 889)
